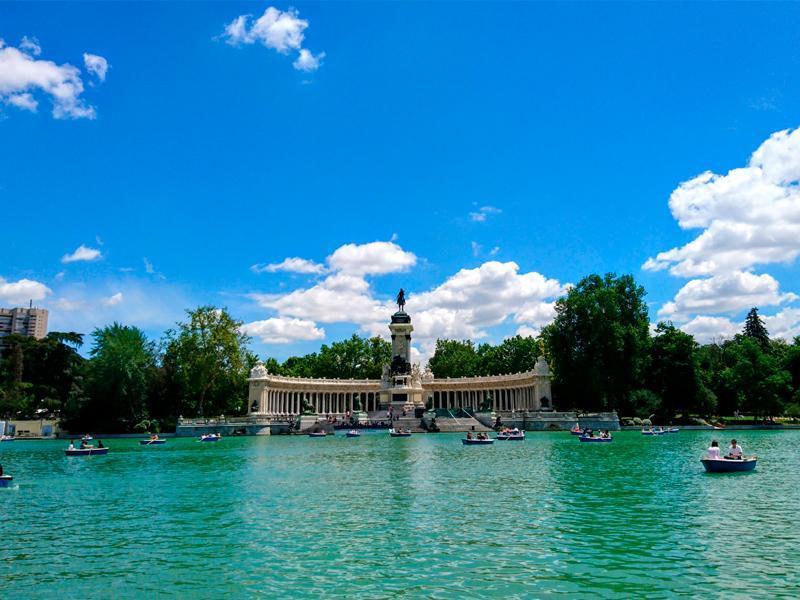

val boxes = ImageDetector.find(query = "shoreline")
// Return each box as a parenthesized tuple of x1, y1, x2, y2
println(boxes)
(6, 423, 800, 440)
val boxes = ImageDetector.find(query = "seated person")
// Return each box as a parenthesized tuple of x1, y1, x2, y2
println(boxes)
(706, 440, 721, 459)
(79, 440, 87, 449)
(727, 439, 743, 459)
(97, 440, 104, 448)
(68, 441, 75, 450)
(466, 432, 473, 440)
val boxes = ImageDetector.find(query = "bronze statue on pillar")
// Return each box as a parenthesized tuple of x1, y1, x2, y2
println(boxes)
(396, 288, 406, 312)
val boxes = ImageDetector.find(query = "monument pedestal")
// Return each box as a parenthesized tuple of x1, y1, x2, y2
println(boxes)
(298, 414, 323, 433)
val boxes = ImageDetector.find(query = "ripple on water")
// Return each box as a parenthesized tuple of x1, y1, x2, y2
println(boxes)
(2, 431, 800, 597)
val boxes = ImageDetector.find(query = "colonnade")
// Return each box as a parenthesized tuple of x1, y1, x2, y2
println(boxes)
(428, 385, 546, 412)
(254, 388, 381, 416)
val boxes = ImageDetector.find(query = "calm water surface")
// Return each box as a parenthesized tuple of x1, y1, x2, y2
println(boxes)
(1, 430, 799, 598)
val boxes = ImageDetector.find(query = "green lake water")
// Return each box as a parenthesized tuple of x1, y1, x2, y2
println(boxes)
(1, 430, 799, 598)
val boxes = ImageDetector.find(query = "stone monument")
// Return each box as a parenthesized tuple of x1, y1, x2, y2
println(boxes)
(381, 289, 424, 413)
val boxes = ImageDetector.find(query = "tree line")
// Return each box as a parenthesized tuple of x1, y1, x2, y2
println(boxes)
(428, 273, 800, 421)
(2, 272, 798, 431)
(0, 307, 254, 433)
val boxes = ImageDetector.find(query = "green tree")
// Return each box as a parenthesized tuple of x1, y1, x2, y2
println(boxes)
(477, 335, 540, 375)
(82, 323, 157, 431)
(743, 307, 770, 350)
(542, 273, 651, 412)
(648, 322, 713, 418)
(0, 332, 85, 419)
(428, 339, 480, 378)
(723, 337, 791, 419)
(163, 306, 254, 417)
(314, 335, 391, 379)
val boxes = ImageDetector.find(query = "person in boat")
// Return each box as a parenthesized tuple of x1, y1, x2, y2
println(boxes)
(97, 440, 104, 449)
(0, 463, 3, 476)
(79, 440, 87, 449)
(466, 432, 473, 440)
(726, 439, 743, 460)
(68, 441, 75, 450)
(706, 440, 721, 459)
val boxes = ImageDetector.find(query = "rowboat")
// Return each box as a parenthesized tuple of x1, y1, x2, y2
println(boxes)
(81, 435, 93, 442)
(345, 430, 361, 438)
(308, 431, 327, 438)
(642, 428, 665, 436)
(0, 435, 14, 442)
(569, 426, 583, 436)
(667, 427, 680, 433)
(199, 434, 221, 442)
(0, 475, 13, 488)
(65, 447, 109, 456)
(389, 429, 412, 437)
(701, 457, 757, 473)
(497, 429, 525, 441)
(462, 438, 494, 445)
(139, 439, 167, 445)
(579, 436, 613, 443)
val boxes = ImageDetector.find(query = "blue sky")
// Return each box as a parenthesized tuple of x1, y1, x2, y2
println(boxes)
(2, 2, 800, 362)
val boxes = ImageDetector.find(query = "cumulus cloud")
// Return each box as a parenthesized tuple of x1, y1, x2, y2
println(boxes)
(251, 257, 325, 274)
(243, 317, 325, 344)
(679, 308, 800, 344)
(249, 240, 567, 364)
(293, 48, 324, 72)
(644, 127, 800, 277)
(83, 53, 108, 81)
(0, 38, 101, 119)
(764, 308, 800, 341)
(469, 205, 502, 222)
(222, 6, 324, 72)
(327, 241, 417, 276)
(658, 271, 797, 320)
(61, 244, 102, 264)
(0, 277, 51, 305)
(679, 315, 741, 344)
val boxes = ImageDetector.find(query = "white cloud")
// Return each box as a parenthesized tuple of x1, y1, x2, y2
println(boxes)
(676, 310, 800, 344)
(327, 241, 417, 276)
(252, 273, 386, 326)
(7, 92, 36, 111)
(0, 277, 51, 305)
(293, 48, 324, 72)
(19, 37, 41, 56)
(0, 39, 97, 119)
(83, 53, 108, 82)
(489, 246, 500, 256)
(61, 244, 102, 264)
(222, 6, 324, 72)
(471, 241, 482, 257)
(248, 240, 567, 365)
(658, 271, 797, 320)
(251, 257, 325, 274)
(243, 317, 325, 344)
(679, 315, 740, 344)
(515, 325, 539, 338)
(469, 205, 502, 222)
(103, 292, 123, 306)
(763, 308, 800, 341)
(644, 127, 800, 277)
